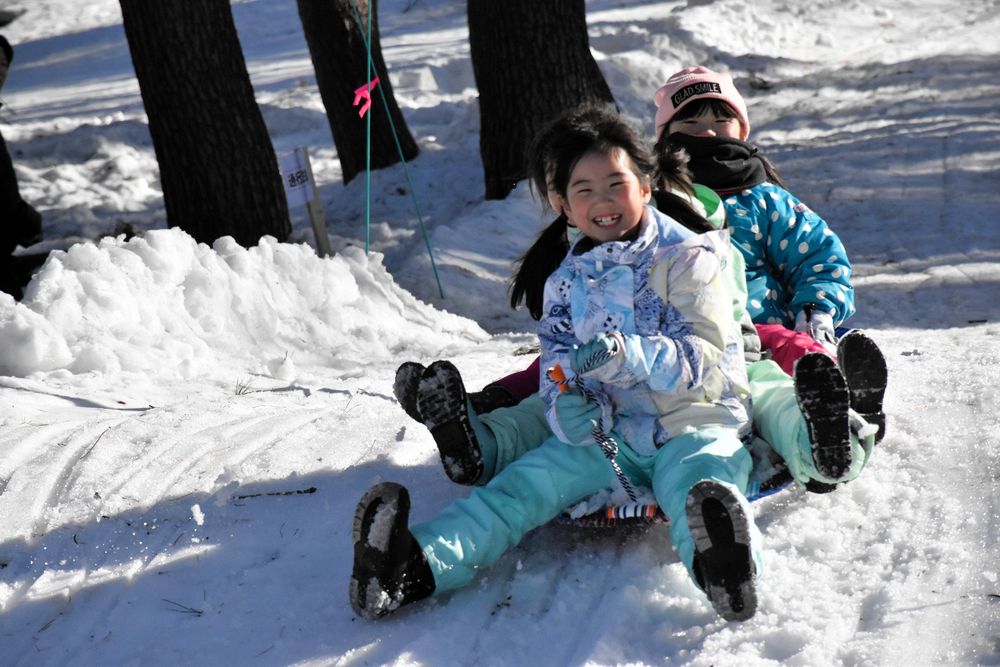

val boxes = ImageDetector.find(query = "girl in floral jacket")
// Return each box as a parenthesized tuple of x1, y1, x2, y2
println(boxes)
(349, 106, 815, 623)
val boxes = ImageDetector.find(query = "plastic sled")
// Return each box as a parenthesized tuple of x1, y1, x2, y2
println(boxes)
(558, 436, 796, 528)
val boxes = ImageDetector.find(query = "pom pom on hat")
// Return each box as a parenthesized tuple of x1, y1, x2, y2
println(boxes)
(654, 66, 750, 140)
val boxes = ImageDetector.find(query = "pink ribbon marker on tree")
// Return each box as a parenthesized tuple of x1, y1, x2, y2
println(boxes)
(353, 76, 380, 118)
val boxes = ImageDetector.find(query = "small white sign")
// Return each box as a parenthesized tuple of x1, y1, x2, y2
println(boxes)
(280, 148, 314, 209)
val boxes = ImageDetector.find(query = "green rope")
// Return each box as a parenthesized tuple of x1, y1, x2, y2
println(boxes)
(352, 0, 444, 299)
(364, 0, 372, 254)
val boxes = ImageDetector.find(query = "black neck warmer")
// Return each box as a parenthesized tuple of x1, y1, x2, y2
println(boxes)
(665, 134, 768, 193)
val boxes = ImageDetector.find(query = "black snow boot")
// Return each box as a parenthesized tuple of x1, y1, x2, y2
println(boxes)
(395, 362, 517, 424)
(803, 478, 838, 494)
(794, 353, 853, 482)
(416, 361, 484, 485)
(393, 362, 426, 423)
(468, 383, 518, 415)
(837, 330, 888, 444)
(686, 480, 758, 622)
(349, 482, 435, 620)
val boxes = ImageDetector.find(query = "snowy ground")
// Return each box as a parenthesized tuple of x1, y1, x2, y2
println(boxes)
(1, 0, 1000, 665)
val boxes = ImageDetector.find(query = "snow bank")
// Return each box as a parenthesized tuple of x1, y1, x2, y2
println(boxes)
(0, 229, 487, 378)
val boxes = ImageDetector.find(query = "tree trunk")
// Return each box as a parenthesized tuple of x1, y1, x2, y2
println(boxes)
(468, 0, 615, 200)
(296, 0, 418, 184)
(120, 0, 290, 247)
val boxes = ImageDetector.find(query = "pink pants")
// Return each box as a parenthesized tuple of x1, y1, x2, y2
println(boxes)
(491, 356, 541, 401)
(755, 324, 833, 375)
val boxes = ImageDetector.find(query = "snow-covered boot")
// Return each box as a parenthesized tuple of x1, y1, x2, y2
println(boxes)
(349, 482, 435, 620)
(686, 480, 758, 622)
(416, 361, 484, 485)
(794, 353, 853, 481)
(837, 330, 888, 444)
(468, 383, 518, 415)
(393, 362, 426, 423)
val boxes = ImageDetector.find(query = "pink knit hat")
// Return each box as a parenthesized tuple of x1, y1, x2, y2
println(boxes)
(654, 66, 750, 140)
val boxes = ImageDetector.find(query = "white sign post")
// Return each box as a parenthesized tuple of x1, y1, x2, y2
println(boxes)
(280, 147, 331, 258)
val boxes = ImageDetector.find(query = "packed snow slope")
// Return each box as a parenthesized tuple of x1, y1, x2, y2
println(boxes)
(1, 0, 999, 665)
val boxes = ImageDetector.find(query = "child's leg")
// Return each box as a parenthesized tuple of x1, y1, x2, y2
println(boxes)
(836, 330, 888, 443)
(488, 356, 541, 403)
(350, 482, 436, 619)
(468, 383, 519, 415)
(428, 392, 551, 485)
(416, 360, 492, 485)
(393, 360, 518, 425)
(649, 428, 762, 621)
(755, 323, 832, 375)
(748, 358, 873, 486)
(411, 437, 613, 593)
(477, 393, 551, 480)
(411, 361, 552, 486)
(649, 428, 758, 575)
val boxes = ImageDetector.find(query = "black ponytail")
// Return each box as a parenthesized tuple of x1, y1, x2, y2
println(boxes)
(755, 152, 785, 188)
(652, 140, 717, 233)
(509, 214, 570, 320)
(652, 191, 716, 233)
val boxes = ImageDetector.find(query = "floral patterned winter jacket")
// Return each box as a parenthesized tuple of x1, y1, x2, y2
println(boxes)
(538, 206, 752, 456)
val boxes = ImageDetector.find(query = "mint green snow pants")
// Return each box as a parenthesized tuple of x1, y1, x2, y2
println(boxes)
(473, 393, 552, 481)
(747, 359, 872, 485)
(411, 427, 761, 593)
(471, 361, 873, 488)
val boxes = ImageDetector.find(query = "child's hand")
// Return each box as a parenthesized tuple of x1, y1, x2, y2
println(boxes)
(795, 307, 837, 356)
(569, 333, 620, 376)
(552, 392, 602, 446)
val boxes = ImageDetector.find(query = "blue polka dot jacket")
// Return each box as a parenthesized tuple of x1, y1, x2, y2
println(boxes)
(723, 182, 855, 327)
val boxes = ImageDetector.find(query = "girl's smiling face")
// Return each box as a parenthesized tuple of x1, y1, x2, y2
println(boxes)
(557, 147, 651, 245)
(668, 106, 743, 139)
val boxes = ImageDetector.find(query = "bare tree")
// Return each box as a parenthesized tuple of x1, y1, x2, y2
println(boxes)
(468, 0, 615, 200)
(296, 0, 418, 184)
(120, 0, 290, 246)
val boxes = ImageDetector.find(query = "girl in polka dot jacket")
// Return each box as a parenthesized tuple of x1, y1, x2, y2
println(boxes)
(654, 66, 886, 440)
